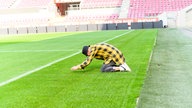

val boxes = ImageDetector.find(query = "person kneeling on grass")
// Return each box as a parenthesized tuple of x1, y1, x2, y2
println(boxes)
(71, 43, 131, 72)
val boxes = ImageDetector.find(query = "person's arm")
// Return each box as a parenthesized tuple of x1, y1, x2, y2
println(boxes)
(71, 47, 96, 70)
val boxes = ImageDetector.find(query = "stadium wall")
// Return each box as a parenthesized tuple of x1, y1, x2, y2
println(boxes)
(166, 12, 177, 28)
(177, 4, 192, 27)
(131, 21, 163, 29)
(186, 10, 192, 27)
(0, 23, 125, 36)
(0, 20, 164, 36)
(158, 12, 168, 28)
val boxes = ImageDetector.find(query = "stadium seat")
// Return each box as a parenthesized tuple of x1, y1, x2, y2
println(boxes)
(0, 0, 53, 28)
(80, 0, 122, 9)
(16, 0, 52, 8)
(65, 7, 120, 21)
(128, 0, 192, 18)
(0, 0, 15, 9)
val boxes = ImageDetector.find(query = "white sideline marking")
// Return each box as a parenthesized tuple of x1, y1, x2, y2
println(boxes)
(146, 35, 157, 72)
(0, 51, 81, 87)
(0, 50, 76, 52)
(102, 31, 132, 43)
(0, 30, 133, 87)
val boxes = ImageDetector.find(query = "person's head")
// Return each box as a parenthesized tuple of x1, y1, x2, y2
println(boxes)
(82, 45, 90, 56)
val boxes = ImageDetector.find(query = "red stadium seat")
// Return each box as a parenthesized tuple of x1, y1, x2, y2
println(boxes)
(127, 0, 192, 18)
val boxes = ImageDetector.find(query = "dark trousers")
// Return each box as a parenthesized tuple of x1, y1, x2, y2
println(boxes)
(100, 61, 117, 72)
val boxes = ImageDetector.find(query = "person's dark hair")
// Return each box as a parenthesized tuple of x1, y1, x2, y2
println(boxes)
(82, 45, 90, 56)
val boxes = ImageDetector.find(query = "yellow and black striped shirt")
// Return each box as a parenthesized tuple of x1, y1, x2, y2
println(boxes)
(79, 43, 125, 69)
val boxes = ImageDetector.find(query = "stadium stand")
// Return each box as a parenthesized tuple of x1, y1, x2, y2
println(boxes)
(0, 0, 54, 28)
(64, 8, 120, 22)
(80, 0, 122, 9)
(0, 0, 192, 35)
(15, 0, 52, 8)
(62, 0, 123, 23)
(0, 0, 16, 9)
(0, 9, 53, 28)
(128, 0, 192, 18)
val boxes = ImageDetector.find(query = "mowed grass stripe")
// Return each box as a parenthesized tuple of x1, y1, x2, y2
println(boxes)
(0, 30, 130, 83)
(0, 32, 83, 42)
(0, 49, 78, 52)
(0, 30, 132, 87)
(0, 51, 80, 87)
(0, 29, 157, 108)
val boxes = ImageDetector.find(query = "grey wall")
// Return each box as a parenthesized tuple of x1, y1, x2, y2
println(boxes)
(8, 28, 17, 35)
(117, 23, 128, 30)
(18, 27, 28, 34)
(154, 21, 163, 28)
(131, 22, 143, 29)
(0, 21, 163, 35)
(78, 25, 88, 31)
(88, 24, 97, 31)
(98, 24, 107, 30)
(66, 25, 76, 32)
(28, 27, 37, 34)
(47, 26, 56, 33)
(107, 23, 116, 30)
(0, 28, 8, 35)
(55, 25, 65, 32)
(143, 22, 153, 29)
(37, 26, 46, 33)
(131, 21, 163, 29)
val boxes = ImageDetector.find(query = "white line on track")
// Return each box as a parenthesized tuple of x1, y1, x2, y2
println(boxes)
(0, 30, 133, 87)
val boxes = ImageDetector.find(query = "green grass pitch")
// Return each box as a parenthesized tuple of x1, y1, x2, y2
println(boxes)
(0, 29, 157, 108)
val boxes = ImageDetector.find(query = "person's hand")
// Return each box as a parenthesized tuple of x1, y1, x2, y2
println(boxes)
(71, 65, 79, 71)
